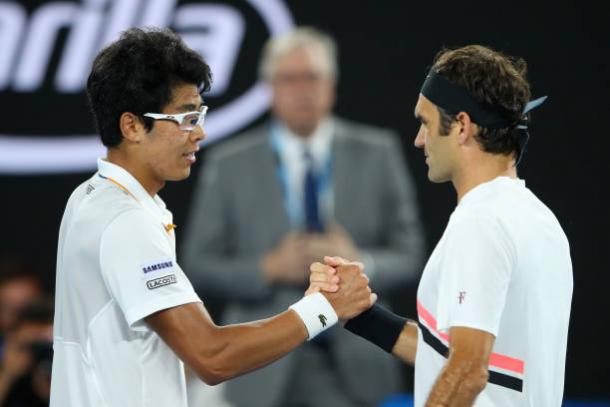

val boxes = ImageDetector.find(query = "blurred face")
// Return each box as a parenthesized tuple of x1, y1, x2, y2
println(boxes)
(413, 94, 458, 183)
(270, 46, 336, 137)
(0, 278, 41, 332)
(3, 320, 53, 386)
(141, 83, 206, 185)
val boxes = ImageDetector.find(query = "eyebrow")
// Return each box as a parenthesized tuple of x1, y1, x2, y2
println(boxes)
(414, 112, 427, 124)
(176, 101, 203, 112)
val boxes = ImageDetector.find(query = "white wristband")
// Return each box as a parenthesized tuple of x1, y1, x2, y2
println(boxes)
(289, 292, 339, 340)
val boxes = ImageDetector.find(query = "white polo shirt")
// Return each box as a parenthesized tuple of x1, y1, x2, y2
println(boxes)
(50, 159, 201, 407)
(415, 176, 572, 406)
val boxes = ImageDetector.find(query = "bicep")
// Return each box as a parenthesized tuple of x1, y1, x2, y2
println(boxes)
(436, 215, 515, 335)
(447, 326, 495, 371)
(100, 210, 200, 328)
(145, 302, 223, 379)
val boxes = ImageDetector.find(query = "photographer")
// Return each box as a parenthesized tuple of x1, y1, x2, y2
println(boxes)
(0, 299, 53, 407)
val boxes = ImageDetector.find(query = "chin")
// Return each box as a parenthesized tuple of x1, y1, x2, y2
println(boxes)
(168, 169, 191, 181)
(179, 168, 191, 179)
(428, 170, 449, 184)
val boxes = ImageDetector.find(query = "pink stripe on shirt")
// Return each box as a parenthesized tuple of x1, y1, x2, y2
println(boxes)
(416, 300, 525, 375)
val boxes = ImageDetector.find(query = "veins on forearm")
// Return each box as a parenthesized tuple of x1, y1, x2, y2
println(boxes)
(424, 361, 487, 407)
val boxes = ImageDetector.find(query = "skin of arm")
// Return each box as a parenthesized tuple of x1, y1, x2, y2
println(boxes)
(146, 302, 307, 386)
(146, 261, 376, 386)
(391, 320, 419, 365)
(424, 327, 494, 407)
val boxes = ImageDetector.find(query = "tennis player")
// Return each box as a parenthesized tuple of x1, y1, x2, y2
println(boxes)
(310, 45, 573, 406)
(49, 27, 376, 407)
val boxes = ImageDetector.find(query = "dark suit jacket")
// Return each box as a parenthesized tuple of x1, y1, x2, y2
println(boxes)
(182, 118, 425, 406)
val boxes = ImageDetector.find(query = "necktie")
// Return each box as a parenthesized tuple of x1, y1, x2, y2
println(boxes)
(303, 148, 324, 233)
(303, 149, 333, 347)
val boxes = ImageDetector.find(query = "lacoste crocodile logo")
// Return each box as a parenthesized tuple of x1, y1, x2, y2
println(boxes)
(318, 314, 327, 327)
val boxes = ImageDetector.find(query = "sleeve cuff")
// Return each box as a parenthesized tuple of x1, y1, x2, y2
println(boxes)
(436, 318, 499, 337)
(125, 292, 202, 330)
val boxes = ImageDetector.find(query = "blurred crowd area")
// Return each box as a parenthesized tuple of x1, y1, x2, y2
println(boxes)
(0, 254, 53, 406)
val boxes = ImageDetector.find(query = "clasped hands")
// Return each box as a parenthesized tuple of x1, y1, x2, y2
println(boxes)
(305, 255, 377, 321)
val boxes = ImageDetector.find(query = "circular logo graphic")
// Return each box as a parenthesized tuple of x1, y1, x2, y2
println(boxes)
(0, 0, 294, 174)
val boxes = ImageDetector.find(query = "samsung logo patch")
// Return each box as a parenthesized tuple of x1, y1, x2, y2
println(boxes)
(147, 275, 177, 290)
(142, 261, 174, 274)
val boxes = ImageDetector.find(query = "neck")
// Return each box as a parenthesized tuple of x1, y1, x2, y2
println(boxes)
(283, 120, 323, 139)
(453, 154, 516, 202)
(106, 149, 163, 197)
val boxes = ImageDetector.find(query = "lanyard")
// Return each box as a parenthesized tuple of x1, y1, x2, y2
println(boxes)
(269, 124, 333, 227)
(98, 174, 176, 234)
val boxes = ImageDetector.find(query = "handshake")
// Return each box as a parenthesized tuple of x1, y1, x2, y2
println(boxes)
(304, 255, 377, 322)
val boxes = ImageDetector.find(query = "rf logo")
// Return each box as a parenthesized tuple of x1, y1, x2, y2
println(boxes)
(458, 291, 466, 304)
(318, 314, 327, 327)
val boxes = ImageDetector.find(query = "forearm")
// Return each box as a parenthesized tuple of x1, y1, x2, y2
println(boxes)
(148, 298, 335, 386)
(392, 320, 418, 365)
(425, 360, 488, 407)
(198, 310, 307, 384)
(344, 304, 418, 365)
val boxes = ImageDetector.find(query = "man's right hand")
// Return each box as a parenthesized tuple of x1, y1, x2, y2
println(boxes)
(307, 255, 356, 295)
(307, 259, 377, 320)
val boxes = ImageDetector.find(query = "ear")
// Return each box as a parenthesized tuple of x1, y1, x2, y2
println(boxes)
(454, 111, 477, 145)
(119, 112, 146, 143)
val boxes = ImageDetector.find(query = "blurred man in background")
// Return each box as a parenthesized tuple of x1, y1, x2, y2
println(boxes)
(182, 27, 425, 407)
(0, 298, 54, 407)
(0, 255, 46, 354)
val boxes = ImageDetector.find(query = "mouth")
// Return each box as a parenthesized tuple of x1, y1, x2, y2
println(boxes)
(182, 149, 198, 164)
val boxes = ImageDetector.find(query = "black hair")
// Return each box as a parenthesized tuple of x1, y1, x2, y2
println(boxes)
(86, 27, 212, 147)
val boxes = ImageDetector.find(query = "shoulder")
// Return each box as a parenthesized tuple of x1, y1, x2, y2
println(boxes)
(334, 117, 401, 150)
(448, 197, 517, 260)
(102, 207, 166, 245)
(64, 174, 141, 221)
(78, 175, 154, 234)
(206, 123, 271, 164)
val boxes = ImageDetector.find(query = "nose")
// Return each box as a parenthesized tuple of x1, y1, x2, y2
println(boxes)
(191, 124, 206, 144)
(414, 126, 425, 149)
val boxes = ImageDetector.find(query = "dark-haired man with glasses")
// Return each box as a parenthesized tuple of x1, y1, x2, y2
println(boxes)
(50, 27, 376, 407)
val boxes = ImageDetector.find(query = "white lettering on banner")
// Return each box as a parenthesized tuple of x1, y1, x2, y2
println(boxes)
(174, 4, 245, 96)
(0, 0, 295, 174)
(14, 3, 80, 92)
(9, 0, 240, 95)
(0, 3, 26, 89)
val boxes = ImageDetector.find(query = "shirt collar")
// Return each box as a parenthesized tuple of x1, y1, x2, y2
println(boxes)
(277, 118, 334, 168)
(97, 158, 168, 219)
(458, 176, 526, 207)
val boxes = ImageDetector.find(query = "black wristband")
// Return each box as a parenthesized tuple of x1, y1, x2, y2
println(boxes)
(344, 304, 407, 353)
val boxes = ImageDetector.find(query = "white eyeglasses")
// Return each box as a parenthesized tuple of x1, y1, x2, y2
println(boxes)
(143, 105, 208, 131)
